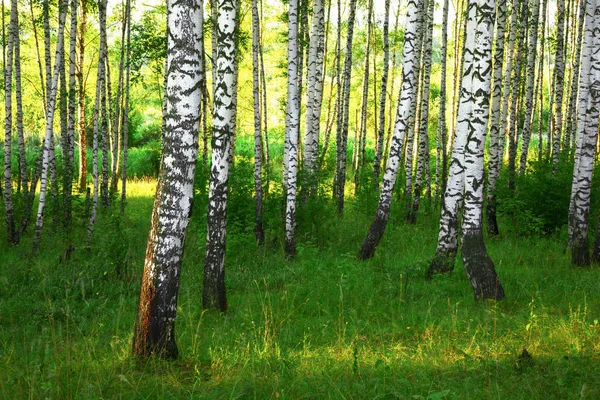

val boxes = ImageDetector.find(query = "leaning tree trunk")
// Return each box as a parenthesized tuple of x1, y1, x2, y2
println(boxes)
(333, 0, 357, 214)
(373, 0, 391, 180)
(430, 0, 505, 301)
(358, 0, 423, 260)
(283, 0, 300, 256)
(32, 1, 68, 253)
(567, 0, 600, 266)
(518, 0, 541, 175)
(132, 0, 203, 359)
(487, 0, 513, 236)
(203, 0, 238, 311)
(251, 0, 264, 245)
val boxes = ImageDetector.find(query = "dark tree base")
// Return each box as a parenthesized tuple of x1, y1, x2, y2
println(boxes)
(462, 232, 505, 301)
(132, 326, 179, 359)
(572, 241, 590, 267)
(255, 221, 265, 246)
(285, 238, 296, 259)
(405, 209, 417, 224)
(486, 201, 499, 237)
(358, 211, 388, 260)
(203, 274, 228, 312)
(427, 251, 456, 278)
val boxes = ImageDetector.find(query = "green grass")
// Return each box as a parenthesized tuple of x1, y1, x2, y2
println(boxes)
(1, 175, 600, 399)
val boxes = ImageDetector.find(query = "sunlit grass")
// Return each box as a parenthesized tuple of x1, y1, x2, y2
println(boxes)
(1, 177, 600, 399)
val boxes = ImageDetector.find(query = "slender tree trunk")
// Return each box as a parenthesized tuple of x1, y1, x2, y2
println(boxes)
(111, 1, 127, 195)
(374, 0, 391, 180)
(283, 0, 300, 256)
(537, 0, 548, 160)
(203, 0, 238, 310)
(32, 0, 67, 253)
(487, 0, 517, 235)
(568, 0, 600, 266)
(252, 0, 265, 245)
(121, 0, 131, 214)
(3, 0, 16, 244)
(354, 0, 373, 193)
(564, 0, 586, 159)
(518, 0, 541, 174)
(14, 3, 26, 203)
(552, 0, 567, 164)
(408, 0, 434, 223)
(132, 0, 203, 358)
(436, 0, 450, 202)
(507, 0, 526, 190)
(303, 0, 325, 198)
(358, 0, 422, 260)
(86, 0, 107, 243)
(334, 0, 357, 214)
(99, 3, 109, 206)
(77, 0, 87, 192)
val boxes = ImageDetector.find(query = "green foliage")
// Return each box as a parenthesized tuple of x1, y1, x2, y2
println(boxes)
(495, 159, 597, 236)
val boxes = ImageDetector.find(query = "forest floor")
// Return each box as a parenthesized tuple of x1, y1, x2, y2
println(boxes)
(1, 177, 600, 399)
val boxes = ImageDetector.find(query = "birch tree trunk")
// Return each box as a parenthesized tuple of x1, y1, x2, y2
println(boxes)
(99, 2, 110, 206)
(564, 0, 586, 158)
(373, 0, 391, 180)
(14, 2, 26, 204)
(86, 0, 107, 243)
(63, 0, 77, 228)
(203, 0, 238, 310)
(358, 0, 422, 260)
(32, 1, 68, 253)
(551, 0, 567, 164)
(487, 0, 515, 236)
(252, 0, 264, 245)
(436, 0, 450, 202)
(3, 0, 16, 244)
(121, 0, 131, 214)
(507, 0, 527, 190)
(408, 0, 434, 223)
(430, 0, 505, 300)
(303, 0, 325, 197)
(77, 0, 87, 192)
(518, 0, 541, 174)
(132, 0, 203, 358)
(283, 0, 300, 256)
(567, 0, 600, 266)
(334, 0, 357, 214)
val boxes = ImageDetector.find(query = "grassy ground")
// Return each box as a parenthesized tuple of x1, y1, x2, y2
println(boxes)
(1, 175, 600, 399)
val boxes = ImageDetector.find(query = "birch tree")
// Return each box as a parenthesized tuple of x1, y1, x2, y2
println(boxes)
(121, 0, 132, 214)
(203, 0, 238, 310)
(551, 0, 567, 164)
(487, 0, 513, 236)
(518, 0, 541, 174)
(358, 0, 422, 260)
(32, 0, 68, 253)
(303, 0, 325, 196)
(436, 0, 450, 201)
(334, 0, 357, 214)
(252, 0, 265, 244)
(567, 0, 600, 266)
(283, 0, 300, 255)
(429, 0, 506, 302)
(373, 0, 391, 180)
(77, 0, 87, 192)
(132, 0, 203, 358)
